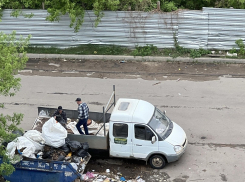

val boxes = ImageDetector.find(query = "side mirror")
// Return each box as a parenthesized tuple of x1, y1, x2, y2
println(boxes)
(151, 136, 156, 144)
(163, 110, 166, 115)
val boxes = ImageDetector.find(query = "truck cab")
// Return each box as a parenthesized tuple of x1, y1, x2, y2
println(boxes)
(109, 98, 187, 169)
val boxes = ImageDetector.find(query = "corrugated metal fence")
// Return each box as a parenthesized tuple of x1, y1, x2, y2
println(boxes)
(0, 8, 244, 50)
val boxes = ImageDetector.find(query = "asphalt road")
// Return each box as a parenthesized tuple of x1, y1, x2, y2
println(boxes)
(1, 66, 245, 181)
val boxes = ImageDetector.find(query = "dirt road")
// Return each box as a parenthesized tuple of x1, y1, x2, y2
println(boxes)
(20, 58, 245, 81)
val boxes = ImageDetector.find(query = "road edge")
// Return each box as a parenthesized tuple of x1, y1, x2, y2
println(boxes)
(25, 53, 245, 63)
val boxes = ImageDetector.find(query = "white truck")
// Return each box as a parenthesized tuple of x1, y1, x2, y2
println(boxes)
(34, 88, 187, 169)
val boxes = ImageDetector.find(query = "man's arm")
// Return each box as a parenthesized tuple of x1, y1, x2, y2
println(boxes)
(82, 103, 89, 118)
(63, 111, 67, 122)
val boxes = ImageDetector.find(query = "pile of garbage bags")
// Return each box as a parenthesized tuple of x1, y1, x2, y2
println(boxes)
(42, 138, 89, 163)
(5, 117, 90, 172)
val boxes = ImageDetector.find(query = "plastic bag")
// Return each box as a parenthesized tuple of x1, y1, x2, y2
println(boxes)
(57, 155, 65, 161)
(70, 162, 78, 170)
(6, 136, 36, 163)
(24, 130, 45, 152)
(76, 149, 88, 158)
(72, 156, 83, 163)
(82, 142, 89, 151)
(59, 143, 70, 154)
(67, 141, 82, 152)
(67, 122, 79, 134)
(42, 117, 67, 148)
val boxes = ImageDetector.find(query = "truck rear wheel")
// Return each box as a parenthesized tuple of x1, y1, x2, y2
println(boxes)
(149, 155, 166, 169)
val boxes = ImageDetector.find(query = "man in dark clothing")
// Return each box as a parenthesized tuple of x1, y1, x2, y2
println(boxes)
(75, 98, 89, 135)
(53, 106, 67, 123)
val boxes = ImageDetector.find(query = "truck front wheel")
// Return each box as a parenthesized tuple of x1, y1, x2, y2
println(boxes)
(149, 155, 166, 169)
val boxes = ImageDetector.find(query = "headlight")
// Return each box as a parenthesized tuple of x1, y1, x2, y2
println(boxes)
(174, 145, 183, 154)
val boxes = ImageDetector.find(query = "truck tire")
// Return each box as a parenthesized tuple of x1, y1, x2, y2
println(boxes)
(149, 155, 166, 169)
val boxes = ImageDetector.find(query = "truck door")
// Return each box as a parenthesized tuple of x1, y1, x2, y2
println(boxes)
(132, 124, 158, 159)
(109, 122, 132, 158)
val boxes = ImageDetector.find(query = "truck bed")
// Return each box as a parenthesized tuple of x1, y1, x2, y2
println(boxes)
(32, 107, 111, 150)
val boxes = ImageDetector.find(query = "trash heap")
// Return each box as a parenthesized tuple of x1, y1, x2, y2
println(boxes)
(5, 117, 91, 174)
(80, 171, 145, 182)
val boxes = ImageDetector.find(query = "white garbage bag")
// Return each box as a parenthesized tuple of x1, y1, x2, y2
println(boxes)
(67, 122, 79, 134)
(24, 130, 45, 152)
(87, 120, 109, 136)
(7, 136, 36, 163)
(42, 117, 67, 148)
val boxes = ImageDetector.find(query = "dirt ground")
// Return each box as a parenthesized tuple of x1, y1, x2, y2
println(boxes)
(19, 58, 245, 81)
(84, 157, 173, 181)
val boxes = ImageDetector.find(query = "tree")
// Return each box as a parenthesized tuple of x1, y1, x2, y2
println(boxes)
(1, 0, 245, 33)
(0, 31, 31, 177)
(0, 0, 120, 32)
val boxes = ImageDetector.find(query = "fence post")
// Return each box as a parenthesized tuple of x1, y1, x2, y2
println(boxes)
(103, 106, 106, 136)
(157, 1, 160, 11)
(42, 2, 45, 10)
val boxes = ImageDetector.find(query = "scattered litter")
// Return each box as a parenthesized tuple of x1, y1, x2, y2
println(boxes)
(120, 61, 126, 63)
(178, 93, 181, 95)
(153, 82, 161, 86)
(18, 70, 32, 73)
(120, 177, 126, 181)
(48, 63, 60, 67)
(226, 52, 237, 57)
(70, 162, 78, 170)
(86, 72, 95, 76)
(106, 169, 110, 173)
(62, 71, 79, 74)
(177, 78, 180, 82)
(86, 171, 95, 178)
(222, 74, 232, 78)
(125, 75, 140, 78)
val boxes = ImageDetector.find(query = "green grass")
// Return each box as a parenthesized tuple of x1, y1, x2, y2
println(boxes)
(24, 44, 215, 58)
(25, 44, 132, 55)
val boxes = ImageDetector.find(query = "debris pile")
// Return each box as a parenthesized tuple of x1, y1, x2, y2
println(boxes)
(80, 171, 146, 182)
(5, 117, 91, 175)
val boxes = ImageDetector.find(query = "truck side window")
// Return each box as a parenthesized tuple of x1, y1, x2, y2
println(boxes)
(113, 123, 128, 138)
(135, 125, 154, 141)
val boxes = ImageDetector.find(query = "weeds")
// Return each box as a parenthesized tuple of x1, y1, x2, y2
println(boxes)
(235, 39, 245, 56)
(132, 44, 158, 57)
(25, 44, 131, 55)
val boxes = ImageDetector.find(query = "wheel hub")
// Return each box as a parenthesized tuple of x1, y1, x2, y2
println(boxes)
(152, 157, 163, 167)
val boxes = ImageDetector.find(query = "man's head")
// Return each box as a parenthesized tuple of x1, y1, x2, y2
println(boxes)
(58, 106, 62, 114)
(75, 98, 82, 104)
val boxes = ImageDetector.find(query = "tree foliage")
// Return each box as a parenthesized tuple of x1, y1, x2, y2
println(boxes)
(0, 31, 30, 177)
(0, 31, 31, 96)
(1, 0, 245, 32)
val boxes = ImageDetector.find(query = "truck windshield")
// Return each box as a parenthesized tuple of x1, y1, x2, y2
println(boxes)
(148, 108, 170, 138)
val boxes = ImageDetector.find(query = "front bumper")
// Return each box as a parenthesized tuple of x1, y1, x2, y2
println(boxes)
(166, 138, 188, 163)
